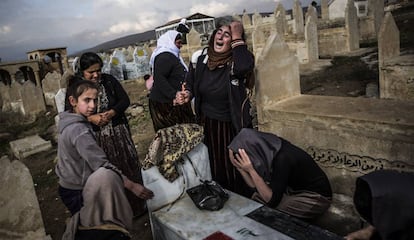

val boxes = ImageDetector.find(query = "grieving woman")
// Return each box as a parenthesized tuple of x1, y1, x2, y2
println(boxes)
(228, 128, 332, 220)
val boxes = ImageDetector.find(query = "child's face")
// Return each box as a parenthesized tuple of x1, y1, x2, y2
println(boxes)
(72, 88, 98, 117)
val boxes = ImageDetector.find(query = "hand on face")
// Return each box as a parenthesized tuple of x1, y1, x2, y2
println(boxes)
(229, 148, 254, 173)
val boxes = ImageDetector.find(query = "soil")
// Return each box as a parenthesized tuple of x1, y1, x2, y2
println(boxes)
(1, 7, 413, 239)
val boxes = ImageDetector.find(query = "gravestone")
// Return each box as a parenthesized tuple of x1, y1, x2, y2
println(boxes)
(255, 31, 300, 116)
(55, 88, 67, 113)
(21, 81, 46, 117)
(378, 12, 414, 100)
(242, 11, 252, 26)
(293, 0, 304, 36)
(187, 28, 202, 48)
(321, 0, 329, 20)
(345, 0, 360, 51)
(0, 82, 11, 112)
(0, 155, 50, 240)
(9, 135, 52, 160)
(9, 81, 23, 114)
(378, 12, 400, 67)
(42, 71, 61, 108)
(305, 14, 319, 63)
(305, 4, 318, 23)
(275, 3, 287, 36)
(133, 47, 151, 79)
(108, 50, 125, 81)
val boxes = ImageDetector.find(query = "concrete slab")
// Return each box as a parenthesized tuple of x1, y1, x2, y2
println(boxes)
(9, 134, 52, 160)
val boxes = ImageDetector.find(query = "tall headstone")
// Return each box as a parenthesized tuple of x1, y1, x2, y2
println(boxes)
(9, 81, 23, 114)
(0, 82, 11, 112)
(368, 0, 385, 35)
(252, 11, 262, 26)
(42, 71, 62, 108)
(255, 32, 300, 122)
(345, 0, 360, 51)
(274, 3, 287, 36)
(305, 14, 319, 63)
(305, 4, 318, 23)
(242, 11, 252, 27)
(321, 0, 329, 20)
(252, 26, 267, 58)
(378, 12, 400, 67)
(0, 156, 49, 239)
(293, 0, 304, 36)
(378, 12, 401, 99)
(21, 81, 46, 116)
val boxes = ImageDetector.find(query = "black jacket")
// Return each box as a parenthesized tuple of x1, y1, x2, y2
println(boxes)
(149, 52, 187, 103)
(186, 45, 254, 132)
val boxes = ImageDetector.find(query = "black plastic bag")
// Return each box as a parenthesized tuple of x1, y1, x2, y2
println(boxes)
(186, 180, 229, 211)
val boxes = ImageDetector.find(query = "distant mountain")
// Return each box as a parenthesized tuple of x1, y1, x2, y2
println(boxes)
(70, 29, 156, 57)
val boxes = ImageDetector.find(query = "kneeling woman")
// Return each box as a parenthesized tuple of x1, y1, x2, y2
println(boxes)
(228, 128, 332, 220)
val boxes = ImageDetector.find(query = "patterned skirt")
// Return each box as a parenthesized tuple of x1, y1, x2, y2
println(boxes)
(95, 122, 146, 217)
(202, 116, 251, 197)
(148, 99, 195, 132)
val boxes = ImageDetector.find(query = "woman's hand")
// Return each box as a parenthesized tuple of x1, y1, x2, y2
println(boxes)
(87, 114, 105, 126)
(230, 21, 243, 40)
(173, 91, 189, 105)
(229, 148, 254, 173)
(125, 179, 154, 200)
(101, 109, 116, 123)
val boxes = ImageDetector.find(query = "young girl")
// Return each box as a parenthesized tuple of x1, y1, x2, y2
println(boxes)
(56, 77, 153, 240)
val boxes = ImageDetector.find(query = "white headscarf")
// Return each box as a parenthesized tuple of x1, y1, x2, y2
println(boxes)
(149, 30, 188, 73)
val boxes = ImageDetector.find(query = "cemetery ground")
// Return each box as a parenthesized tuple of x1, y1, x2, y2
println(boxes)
(0, 56, 378, 240)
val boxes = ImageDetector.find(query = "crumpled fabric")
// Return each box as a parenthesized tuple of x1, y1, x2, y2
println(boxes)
(142, 123, 204, 181)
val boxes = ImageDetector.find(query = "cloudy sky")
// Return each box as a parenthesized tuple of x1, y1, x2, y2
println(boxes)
(0, 0, 318, 62)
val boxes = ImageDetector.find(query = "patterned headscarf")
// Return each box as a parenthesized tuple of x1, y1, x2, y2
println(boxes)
(142, 123, 204, 182)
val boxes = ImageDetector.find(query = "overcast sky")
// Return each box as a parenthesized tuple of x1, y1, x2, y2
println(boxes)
(0, 0, 318, 62)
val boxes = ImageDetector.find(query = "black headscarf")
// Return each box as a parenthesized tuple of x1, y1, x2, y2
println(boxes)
(354, 170, 414, 240)
(228, 128, 282, 182)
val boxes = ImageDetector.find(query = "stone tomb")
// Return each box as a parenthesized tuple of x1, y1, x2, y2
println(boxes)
(255, 19, 414, 235)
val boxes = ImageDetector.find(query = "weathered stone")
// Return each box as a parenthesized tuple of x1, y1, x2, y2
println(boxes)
(0, 155, 50, 240)
(21, 81, 46, 117)
(9, 135, 52, 160)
